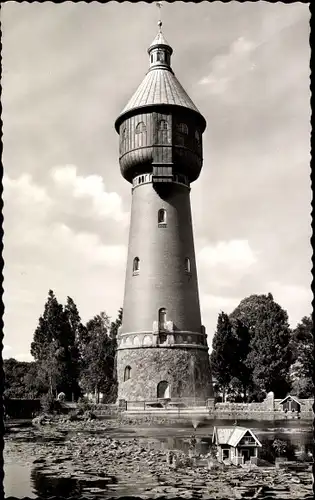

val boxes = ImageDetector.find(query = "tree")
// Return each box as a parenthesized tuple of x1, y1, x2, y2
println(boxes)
(30, 290, 81, 399)
(30, 291, 65, 396)
(79, 312, 116, 403)
(210, 312, 238, 401)
(272, 439, 287, 457)
(110, 307, 123, 340)
(290, 315, 313, 398)
(62, 296, 83, 400)
(230, 293, 292, 398)
(108, 308, 123, 402)
(230, 319, 252, 401)
(4, 359, 44, 398)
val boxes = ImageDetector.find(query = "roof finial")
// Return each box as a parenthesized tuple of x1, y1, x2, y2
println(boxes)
(156, 1, 163, 30)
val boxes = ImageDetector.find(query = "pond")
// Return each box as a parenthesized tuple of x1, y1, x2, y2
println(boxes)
(4, 418, 313, 499)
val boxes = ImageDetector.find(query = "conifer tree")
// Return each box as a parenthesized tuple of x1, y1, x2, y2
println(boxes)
(31, 290, 65, 396)
(210, 312, 238, 401)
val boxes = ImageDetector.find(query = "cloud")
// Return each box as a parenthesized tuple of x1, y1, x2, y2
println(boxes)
(198, 239, 258, 270)
(3, 344, 12, 354)
(3, 173, 52, 208)
(51, 165, 128, 223)
(198, 36, 256, 93)
(201, 293, 241, 313)
(3, 168, 128, 359)
(14, 352, 35, 362)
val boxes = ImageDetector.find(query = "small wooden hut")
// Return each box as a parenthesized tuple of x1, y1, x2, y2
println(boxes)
(212, 426, 262, 465)
(279, 395, 301, 413)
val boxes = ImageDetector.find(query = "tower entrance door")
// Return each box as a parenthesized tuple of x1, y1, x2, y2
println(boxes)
(157, 381, 170, 399)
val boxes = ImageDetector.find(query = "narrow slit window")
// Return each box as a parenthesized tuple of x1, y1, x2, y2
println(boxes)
(159, 308, 167, 329)
(124, 366, 131, 381)
(158, 209, 167, 224)
(185, 257, 191, 273)
(133, 257, 140, 274)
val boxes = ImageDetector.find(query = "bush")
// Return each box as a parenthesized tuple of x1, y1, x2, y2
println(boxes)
(77, 397, 93, 414)
(83, 410, 97, 420)
(68, 410, 80, 421)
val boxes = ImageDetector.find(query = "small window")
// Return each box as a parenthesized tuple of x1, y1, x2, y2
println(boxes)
(124, 366, 131, 381)
(158, 120, 168, 131)
(195, 130, 200, 142)
(177, 123, 188, 135)
(159, 308, 167, 329)
(158, 209, 167, 224)
(184, 257, 191, 273)
(151, 54, 153, 63)
(133, 257, 140, 274)
(121, 128, 127, 152)
(135, 121, 146, 133)
(157, 51, 165, 63)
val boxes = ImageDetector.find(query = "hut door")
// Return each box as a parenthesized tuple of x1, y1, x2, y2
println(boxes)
(242, 449, 250, 462)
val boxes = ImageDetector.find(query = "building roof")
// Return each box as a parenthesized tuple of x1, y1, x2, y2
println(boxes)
(148, 29, 172, 52)
(279, 394, 301, 405)
(212, 426, 262, 448)
(118, 69, 201, 116)
(115, 22, 205, 132)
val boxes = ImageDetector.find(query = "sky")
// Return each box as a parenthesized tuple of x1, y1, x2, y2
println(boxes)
(2, 1, 312, 362)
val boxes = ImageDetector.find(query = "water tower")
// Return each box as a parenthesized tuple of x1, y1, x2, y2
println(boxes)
(114, 22, 213, 403)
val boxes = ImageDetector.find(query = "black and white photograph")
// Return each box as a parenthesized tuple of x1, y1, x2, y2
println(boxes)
(2, 1, 312, 499)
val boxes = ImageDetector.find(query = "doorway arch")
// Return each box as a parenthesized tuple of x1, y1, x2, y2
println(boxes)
(157, 380, 170, 399)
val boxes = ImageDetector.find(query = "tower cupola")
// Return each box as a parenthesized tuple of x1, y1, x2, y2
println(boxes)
(147, 21, 173, 71)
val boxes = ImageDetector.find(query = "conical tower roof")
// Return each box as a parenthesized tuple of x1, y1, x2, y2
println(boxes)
(115, 22, 206, 132)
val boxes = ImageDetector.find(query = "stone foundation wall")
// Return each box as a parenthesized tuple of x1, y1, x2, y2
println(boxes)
(117, 347, 213, 401)
(215, 402, 267, 412)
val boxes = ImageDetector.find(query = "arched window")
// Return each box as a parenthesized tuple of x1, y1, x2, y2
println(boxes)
(124, 366, 131, 381)
(135, 121, 146, 133)
(159, 308, 167, 329)
(158, 120, 168, 131)
(135, 122, 146, 148)
(177, 123, 188, 135)
(184, 257, 191, 273)
(157, 380, 170, 399)
(158, 209, 166, 224)
(133, 257, 140, 274)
